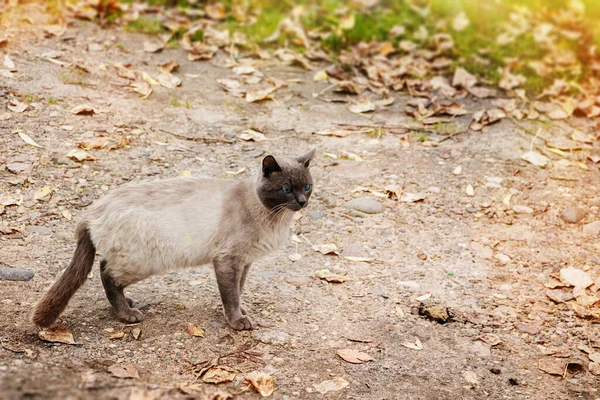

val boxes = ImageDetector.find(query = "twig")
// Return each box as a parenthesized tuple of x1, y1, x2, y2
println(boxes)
(158, 129, 234, 144)
(437, 130, 469, 143)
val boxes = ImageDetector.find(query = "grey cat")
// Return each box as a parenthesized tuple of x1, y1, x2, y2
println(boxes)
(32, 149, 315, 330)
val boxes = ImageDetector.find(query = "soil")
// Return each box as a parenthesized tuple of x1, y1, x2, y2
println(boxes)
(1, 3, 600, 400)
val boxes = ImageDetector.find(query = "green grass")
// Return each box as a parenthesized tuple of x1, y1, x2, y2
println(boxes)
(59, 67, 89, 86)
(48, 97, 57, 105)
(126, 16, 164, 34)
(23, 94, 34, 103)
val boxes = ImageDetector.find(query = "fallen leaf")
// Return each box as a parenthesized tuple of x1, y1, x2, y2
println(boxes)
(71, 104, 97, 115)
(38, 326, 76, 345)
(17, 132, 42, 148)
(114, 63, 136, 80)
(452, 12, 470, 31)
(538, 358, 564, 376)
(33, 186, 52, 200)
(131, 327, 141, 340)
(313, 243, 339, 255)
(202, 366, 236, 384)
(246, 87, 278, 102)
(453, 166, 462, 175)
(452, 67, 476, 88)
(158, 59, 179, 74)
(4, 54, 16, 71)
(343, 256, 373, 262)
(415, 293, 432, 302)
(143, 39, 165, 53)
(521, 151, 548, 167)
(239, 130, 268, 142)
(142, 72, 160, 86)
(225, 168, 246, 175)
(313, 129, 352, 138)
(245, 371, 276, 397)
(313, 378, 349, 394)
(590, 362, 600, 376)
(401, 338, 423, 351)
(288, 253, 302, 262)
(62, 210, 72, 221)
(336, 349, 373, 364)
(560, 267, 593, 289)
(313, 70, 328, 82)
(206, 3, 227, 20)
(463, 371, 479, 388)
(315, 269, 348, 283)
(8, 99, 28, 113)
(185, 324, 205, 337)
(233, 65, 256, 75)
(79, 137, 109, 150)
(466, 184, 474, 196)
(66, 149, 96, 162)
(401, 193, 426, 203)
(105, 331, 125, 340)
(108, 363, 139, 379)
(131, 81, 152, 99)
(348, 98, 376, 114)
(156, 73, 181, 89)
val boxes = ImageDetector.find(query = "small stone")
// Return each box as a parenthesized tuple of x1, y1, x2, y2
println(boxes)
(343, 197, 385, 214)
(26, 225, 51, 235)
(514, 322, 539, 335)
(466, 206, 477, 213)
(513, 205, 533, 214)
(418, 305, 451, 324)
(253, 329, 291, 346)
(247, 149, 265, 158)
(417, 253, 427, 260)
(274, 304, 288, 313)
(560, 207, 587, 223)
(286, 276, 310, 286)
(52, 157, 70, 165)
(0, 266, 35, 281)
(546, 288, 575, 303)
(494, 253, 511, 264)
(583, 221, 600, 235)
(7, 162, 32, 174)
(490, 368, 501, 375)
(308, 211, 324, 220)
(470, 242, 493, 260)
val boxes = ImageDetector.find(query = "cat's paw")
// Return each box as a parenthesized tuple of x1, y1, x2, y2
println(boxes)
(228, 315, 254, 330)
(125, 297, 137, 308)
(117, 307, 144, 324)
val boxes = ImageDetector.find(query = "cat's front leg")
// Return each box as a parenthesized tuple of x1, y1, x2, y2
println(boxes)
(213, 255, 254, 330)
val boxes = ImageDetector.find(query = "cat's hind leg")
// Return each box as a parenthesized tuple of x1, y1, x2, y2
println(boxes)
(100, 259, 143, 323)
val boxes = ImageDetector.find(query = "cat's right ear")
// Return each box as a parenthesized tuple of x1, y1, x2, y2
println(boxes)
(262, 155, 282, 177)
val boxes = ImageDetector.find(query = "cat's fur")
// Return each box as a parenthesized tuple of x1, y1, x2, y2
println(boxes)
(32, 149, 315, 330)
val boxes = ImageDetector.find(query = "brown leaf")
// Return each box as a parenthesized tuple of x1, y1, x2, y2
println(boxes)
(158, 59, 179, 74)
(143, 39, 165, 53)
(66, 149, 96, 162)
(202, 366, 236, 384)
(131, 81, 152, 99)
(313, 243, 339, 255)
(246, 87, 278, 102)
(71, 104, 97, 115)
(38, 326, 76, 345)
(349, 98, 375, 114)
(560, 267, 593, 289)
(105, 331, 125, 340)
(336, 348, 373, 364)
(315, 269, 348, 283)
(132, 327, 141, 340)
(8, 99, 28, 113)
(313, 378, 349, 394)
(245, 371, 276, 397)
(452, 67, 477, 88)
(17, 132, 42, 148)
(156, 73, 181, 89)
(185, 324, 205, 337)
(79, 137, 109, 150)
(188, 44, 218, 61)
(114, 63, 136, 80)
(206, 3, 227, 20)
(108, 363, 139, 379)
(313, 129, 352, 138)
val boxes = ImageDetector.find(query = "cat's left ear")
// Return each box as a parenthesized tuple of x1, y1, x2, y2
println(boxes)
(297, 148, 316, 168)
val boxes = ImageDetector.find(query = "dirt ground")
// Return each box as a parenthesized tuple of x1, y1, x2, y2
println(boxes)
(2, 3, 600, 400)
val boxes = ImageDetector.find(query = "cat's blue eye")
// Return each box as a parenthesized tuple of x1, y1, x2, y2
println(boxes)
(304, 184, 311, 192)
(282, 187, 292, 194)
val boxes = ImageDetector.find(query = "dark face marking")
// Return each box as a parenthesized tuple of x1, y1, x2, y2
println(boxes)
(257, 150, 315, 211)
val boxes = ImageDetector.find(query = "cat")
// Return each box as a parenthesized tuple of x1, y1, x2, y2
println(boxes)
(32, 149, 315, 331)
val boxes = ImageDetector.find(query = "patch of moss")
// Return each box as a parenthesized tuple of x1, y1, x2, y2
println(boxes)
(126, 16, 163, 34)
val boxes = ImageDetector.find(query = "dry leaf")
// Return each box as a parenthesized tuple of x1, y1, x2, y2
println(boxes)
(66, 149, 96, 162)
(560, 267, 593, 289)
(71, 104, 97, 115)
(142, 72, 160, 86)
(225, 168, 246, 176)
(313, 378, 349, 394)
(315, 269, 348, 283)
(348, 99, 376, 114)
(202, 366, 236, 384)
(4, 54, 16, 71)
(185, 324, 205, 337)
(33, 186, 52, 200)
(131, 81, 152, 99)
(206, 3, 226, 20)
(39, 326, 76, 345)
(415, 293, 432, 302)
(108, 363, 139, 379)
(156, 73, 181, 89)
(246, 87, 277, 102)
(337, 349, 373, 364)
(105, 331, 125, 340)
(452, 67, 476, 88)
(453, 166, 462, 175)
(239, 130, 268, 142)
(158, 59, 179, 74)
(143, 39, 165, 53)
(400, 193, 426, 203)
(313, 129, 352, 138)
(343, 256, 373, 262)
(8, 100, 28, 113)
(17, 132, 42, 148)
(114, 63, 136, 80)
(79, 137, 109, 150)
(313, 243, 339, 255)
(401, 338, 423, 351)
(288, 253, 302, 262)
(245, 371, 276, 397)
(521, 151, 548, 167)
(466, 184, 474, 196)
(313, 70, 328, 82)
(62, 210, 72, 221)
(463, 371, 479, 388)
(132, 327, 141, 340)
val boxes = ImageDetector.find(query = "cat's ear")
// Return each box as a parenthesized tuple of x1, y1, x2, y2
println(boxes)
(297, 148, 316, 168)
(262, 155, 282, 177)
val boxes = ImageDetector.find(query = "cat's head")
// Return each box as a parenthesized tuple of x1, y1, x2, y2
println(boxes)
(256, 149, 316, 212)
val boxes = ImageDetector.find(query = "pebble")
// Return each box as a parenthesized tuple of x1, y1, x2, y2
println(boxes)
(7, 162, 31, 174)
(466, 206, 477, 213)
(560, 207, 587, 223)
(494, 253, 511, 264)
(247, 149, 265, 158)
(26, 225, 51, 236)
(343, 197, 385, 214)
(253, 329, 291, 346)
(583, 221, 600, 235)
(513, 205, 533, 214)
(308, 211, 324, 220)
(470, 242, 493, 260)
(0, 266, 35, 281)
(286, 276, 310, 286)
(514, 322, 539, 335)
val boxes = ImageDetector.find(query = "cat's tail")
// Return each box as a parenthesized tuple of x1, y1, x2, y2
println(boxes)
(32, 223, 96, 327)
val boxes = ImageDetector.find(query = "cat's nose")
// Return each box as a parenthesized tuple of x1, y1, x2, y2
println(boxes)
(298, 200, 306, 207)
